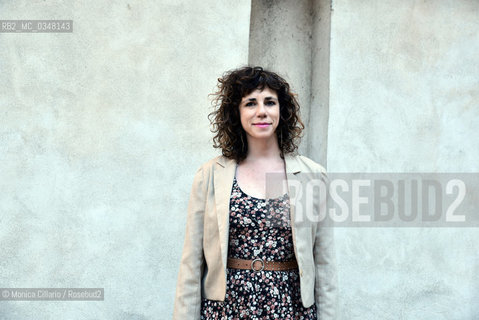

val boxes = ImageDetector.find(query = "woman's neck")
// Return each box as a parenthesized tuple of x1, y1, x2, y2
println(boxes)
(243, 135, 282, 163)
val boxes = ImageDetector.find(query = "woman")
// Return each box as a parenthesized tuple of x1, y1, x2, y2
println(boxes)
(173, 66, 336, 319)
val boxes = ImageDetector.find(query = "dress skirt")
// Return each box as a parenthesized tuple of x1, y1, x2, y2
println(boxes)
(200, 176, 317, 319)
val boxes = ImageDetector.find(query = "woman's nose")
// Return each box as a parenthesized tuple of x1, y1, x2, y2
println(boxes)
(256, 102, 266, 115)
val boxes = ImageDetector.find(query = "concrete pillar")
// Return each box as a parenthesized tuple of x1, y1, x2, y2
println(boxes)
(248, 0, 314, 157)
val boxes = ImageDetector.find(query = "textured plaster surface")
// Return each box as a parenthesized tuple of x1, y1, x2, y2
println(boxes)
(249, 0, 332, 164)
(249, 0, 313, 156)
(328, 1, 479, 319)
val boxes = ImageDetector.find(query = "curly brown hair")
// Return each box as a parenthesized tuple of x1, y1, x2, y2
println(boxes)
(208, 66, 305, 163)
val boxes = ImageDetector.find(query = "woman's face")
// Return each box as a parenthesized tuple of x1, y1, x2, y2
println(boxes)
(239, 86, 280, 143)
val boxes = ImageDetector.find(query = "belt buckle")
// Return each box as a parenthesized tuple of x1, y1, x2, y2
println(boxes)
(251, 258, 264, 272)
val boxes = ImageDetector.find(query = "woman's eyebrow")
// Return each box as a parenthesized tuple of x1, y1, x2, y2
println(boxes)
(243, 96, 278, 102)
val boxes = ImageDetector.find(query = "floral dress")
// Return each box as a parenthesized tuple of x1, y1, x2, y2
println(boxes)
(200, 174, 317, 319)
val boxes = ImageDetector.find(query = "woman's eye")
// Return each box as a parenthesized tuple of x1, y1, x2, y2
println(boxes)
(244, 101, 275, 107)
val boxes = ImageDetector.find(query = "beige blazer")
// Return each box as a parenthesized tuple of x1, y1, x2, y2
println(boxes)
(173, 153, 337, 319)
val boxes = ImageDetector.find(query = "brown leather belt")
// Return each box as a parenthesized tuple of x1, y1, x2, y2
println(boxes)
(227, 257, 298, 272)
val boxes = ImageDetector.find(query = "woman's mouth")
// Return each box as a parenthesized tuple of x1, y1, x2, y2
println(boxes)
(253, 123, 271, 128)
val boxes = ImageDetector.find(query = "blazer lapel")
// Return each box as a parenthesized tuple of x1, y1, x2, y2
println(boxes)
(214, 154, 302, 269)
(214, 156, 236, 270)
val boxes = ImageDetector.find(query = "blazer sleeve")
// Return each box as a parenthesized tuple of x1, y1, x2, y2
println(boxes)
(173, 166, 206, 320)
(314, 171, 338, 319)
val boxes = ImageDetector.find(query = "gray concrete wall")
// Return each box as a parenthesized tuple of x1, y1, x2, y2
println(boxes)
(308, 0, 331, 166)
(0, 1, 250, 319)
(328, 0, 479, 318)
(249, 0, 331, 165)
(249, 0, 313, 156)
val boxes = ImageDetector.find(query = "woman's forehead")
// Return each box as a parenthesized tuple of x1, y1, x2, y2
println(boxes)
(242, 86, 278, 99)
